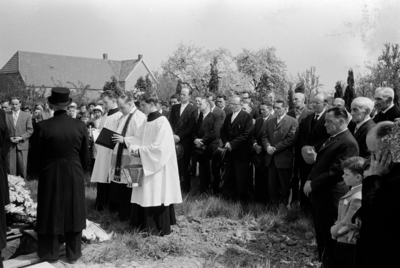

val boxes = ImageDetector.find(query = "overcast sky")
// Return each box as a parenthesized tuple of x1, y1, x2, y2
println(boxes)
(1, 0, 399, 93)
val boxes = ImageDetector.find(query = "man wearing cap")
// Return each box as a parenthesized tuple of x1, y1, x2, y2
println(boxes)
(29, 87, 90, 264)
(5, 97, 33, 178)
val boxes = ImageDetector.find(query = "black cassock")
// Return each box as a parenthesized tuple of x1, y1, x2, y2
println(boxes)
(0, 109, 10, 265)
(28, 110, 90, 261)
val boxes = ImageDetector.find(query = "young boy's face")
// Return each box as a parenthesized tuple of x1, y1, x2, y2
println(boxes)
(343, 168, 362, 187)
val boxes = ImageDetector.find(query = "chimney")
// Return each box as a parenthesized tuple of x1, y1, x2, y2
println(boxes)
(103, 53, 108, 60)
(138, 54, 143, 60)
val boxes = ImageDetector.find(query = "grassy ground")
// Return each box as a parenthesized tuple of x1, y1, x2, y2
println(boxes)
(23, 177, 320, 268)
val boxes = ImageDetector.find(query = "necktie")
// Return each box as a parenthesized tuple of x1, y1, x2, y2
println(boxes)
(311, 114, 319, 129)
(354, 126, 359, 134)
(13, 112, 18, 126)
(322, 136, 332, 147)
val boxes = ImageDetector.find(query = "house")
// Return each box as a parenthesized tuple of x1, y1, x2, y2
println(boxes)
(0, 51, 157, 99)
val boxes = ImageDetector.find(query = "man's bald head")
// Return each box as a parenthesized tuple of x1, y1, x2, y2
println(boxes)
(332, 98, 345, 108)
(312, 94, 328, 114)
(241, 103, 252, 114)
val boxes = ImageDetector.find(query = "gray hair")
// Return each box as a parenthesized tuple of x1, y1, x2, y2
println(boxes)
(352, 97, 374, 115)
(293, 93, 305, 101)
(375, 87, 395, 99)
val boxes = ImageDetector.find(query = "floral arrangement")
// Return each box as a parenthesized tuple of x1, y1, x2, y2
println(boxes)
(5, 175, 37, 224)
(382, 118, 400, 163)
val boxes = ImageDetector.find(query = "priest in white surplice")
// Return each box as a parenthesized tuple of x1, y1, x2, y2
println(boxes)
(91, 90, 122, 211)
(129, 93, 182, 236)
(109, 93, 146, 221)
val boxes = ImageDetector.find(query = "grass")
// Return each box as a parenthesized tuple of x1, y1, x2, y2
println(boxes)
(24, 176, 317, 268)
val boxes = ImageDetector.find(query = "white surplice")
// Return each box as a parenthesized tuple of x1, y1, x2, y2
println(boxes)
(109, 108, 146, 184)
(91, 110, 122, 183)
(129, 115, 182, 207)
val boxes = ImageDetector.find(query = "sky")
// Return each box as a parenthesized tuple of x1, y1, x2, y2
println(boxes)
(1, 0, 399, 93)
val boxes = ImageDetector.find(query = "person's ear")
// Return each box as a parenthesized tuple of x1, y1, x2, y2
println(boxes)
(356, 174, 363, 181)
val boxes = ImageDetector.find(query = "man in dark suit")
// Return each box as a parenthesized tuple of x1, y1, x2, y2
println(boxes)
(0, 108, 10, 268)
(169, 87, 197, 191)
(241, 91, 260, 120)
(29, 88, 90, 264)
(348, 97, 376, 157)
(373, 87, 400, 123)
(263, 99, 298, 206)
(298, 93, 330, 210)
(221, 96, 253, 202)
(5, 97, 34, 178)
(206, 92, 226, 125)
(192, 98, 221, 193)
(251, 101, 274, 204)
(303, 107, 359, 267)
(288, 92, 312, 204)
(216, 94, 232, 116)
(353, 121, 400, 268)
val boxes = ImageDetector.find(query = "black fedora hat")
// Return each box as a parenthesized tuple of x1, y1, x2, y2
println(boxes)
(48, 87, 72, 106)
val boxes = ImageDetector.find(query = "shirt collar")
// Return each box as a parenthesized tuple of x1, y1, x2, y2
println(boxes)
(356, 116, 371, 129)
(232, 110, 240, 116)
(382, 104, 394, 114)
(181, 102, 189, 108)
(331, 128, 348, 138)
(277, 113, 286, 121)
(315, 109, 325, 117)
(351, 184, 362, 191)
(202, 110, 210, 119)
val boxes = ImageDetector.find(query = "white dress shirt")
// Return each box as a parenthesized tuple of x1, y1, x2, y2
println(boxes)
(382, 104, 394, 114)
(354, 116, 371, 134)
(276, 113, 286, 124)
(13, 110, 21, 126)
(180, 102, 189, 115)
(231, 111, 240, 123)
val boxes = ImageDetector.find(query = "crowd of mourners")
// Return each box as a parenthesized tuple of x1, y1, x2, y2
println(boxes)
(0, 85, 399, 268)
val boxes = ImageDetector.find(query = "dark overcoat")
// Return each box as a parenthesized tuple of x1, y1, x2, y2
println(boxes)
(192, 112, 221, 157)
(0, 109, 10, 250)
(348, 119, 376, 158)
(308, 130, 359, 211)
(353, 164, 400, 268)
(373, 104, 400, 123)
(29, 110, 90, 235)
(168, 103, 197, 150)
(220, 110, 253, 161)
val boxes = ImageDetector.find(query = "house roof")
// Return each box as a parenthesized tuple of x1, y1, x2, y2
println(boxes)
(0, 51, 157, 89)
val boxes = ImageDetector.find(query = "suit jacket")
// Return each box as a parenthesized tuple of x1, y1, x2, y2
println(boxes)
(212, 106, 226, 125)
(221, 110, 253, 160)
(250, 104, 260, 120)
(299, 110, 330, 151)
(169, 103, 197, 150)
(6, 110, 34, 151)
(0, 109, 10, 250)
(287, 106, 311, 124)
(192, 112, 221, 157)
(373, 104, 400, 123)
(348, 119, 376, 157)
(352, 164, 400, 267)
(308, 130, 359, 210)
(262, 114, 298, 169)
(28, 110, 90, 235)
(251, 114, 275, 147)
(223, 106, 232, 116)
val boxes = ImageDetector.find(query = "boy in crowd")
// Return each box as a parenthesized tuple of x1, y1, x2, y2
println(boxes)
(330, 157, 366, 268)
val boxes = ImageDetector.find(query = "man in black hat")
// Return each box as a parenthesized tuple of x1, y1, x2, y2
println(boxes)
(29, 87, 90, 264)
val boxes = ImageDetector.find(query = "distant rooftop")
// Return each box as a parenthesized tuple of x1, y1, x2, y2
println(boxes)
(0, 51, 155, 89)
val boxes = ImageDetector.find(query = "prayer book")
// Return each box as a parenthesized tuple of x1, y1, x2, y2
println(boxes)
(95, 127, 119, 149)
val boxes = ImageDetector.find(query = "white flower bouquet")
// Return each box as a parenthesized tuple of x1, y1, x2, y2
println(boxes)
(5, 175, 37, 224)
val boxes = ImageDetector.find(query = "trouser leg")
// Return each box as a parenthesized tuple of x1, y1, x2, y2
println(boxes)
(277, 168, 292, 206)
(234, 160, 250, 203)
(267, 159, 280, 205)
(211, 152, 222, 194)
(313, 207, 337, 266)
(254, 166, 269, 204)
(18, 149, 28, 179)
(222, 157, 235, 200)
(198, 155, 211, 193)
(95, 182, 111, 211)
(65, 232, 82, 261)
(38, 234, 60, 261)
(0, 251, 3, 268)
